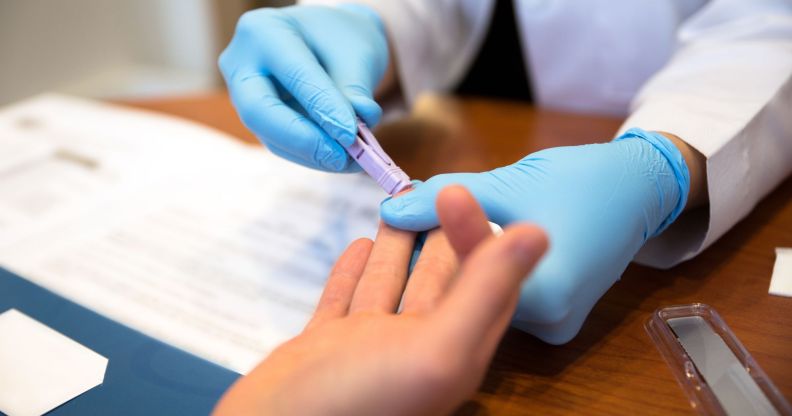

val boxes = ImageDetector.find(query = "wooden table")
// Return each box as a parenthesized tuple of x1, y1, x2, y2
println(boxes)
(122, 92, 792, 415)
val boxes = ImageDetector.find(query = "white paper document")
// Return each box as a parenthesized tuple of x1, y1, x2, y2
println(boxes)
(0, 95, 384, 373)
(0, 309, 108, 416)
(769, 247, 792, 297)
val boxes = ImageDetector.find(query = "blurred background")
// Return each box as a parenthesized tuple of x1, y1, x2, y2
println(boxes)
(0, 0, 295, 106)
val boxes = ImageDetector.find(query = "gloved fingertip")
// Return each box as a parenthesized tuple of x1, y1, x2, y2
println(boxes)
(380, 195, 404, 215)
(378, 179, 440, 230)
(342, 123, 359, 146)
(380, 201, 404, 224)
(380, 200, 423, 230)
(313, 108, 358, 147)
(380, 180, 428, 209)
(350, 96, 382, 127)
(359, 111, 381, 129)
(316, 141, 350, 172)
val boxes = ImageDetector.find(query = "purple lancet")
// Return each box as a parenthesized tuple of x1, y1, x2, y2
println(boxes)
(341, 118, 412, 195)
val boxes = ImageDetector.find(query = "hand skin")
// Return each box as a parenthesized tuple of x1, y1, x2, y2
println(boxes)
(213, 186, 548, 416)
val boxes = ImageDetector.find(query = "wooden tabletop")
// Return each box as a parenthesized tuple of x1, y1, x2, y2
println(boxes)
(121, 92, 792, 415)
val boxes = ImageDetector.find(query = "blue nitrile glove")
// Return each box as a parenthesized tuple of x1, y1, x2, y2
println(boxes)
(219, 5, 388, 172)
(382, 129, 690, 344)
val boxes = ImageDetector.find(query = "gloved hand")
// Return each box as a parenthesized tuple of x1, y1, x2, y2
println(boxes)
(381, 129, 690, 344)
(219, 5, 388, 172)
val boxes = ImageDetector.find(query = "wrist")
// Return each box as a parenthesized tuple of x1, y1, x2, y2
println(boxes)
(614, 128, 691, 237)
(655, 131, 708, 210)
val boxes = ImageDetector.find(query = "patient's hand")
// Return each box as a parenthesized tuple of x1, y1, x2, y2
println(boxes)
(213, 185, 548, 416)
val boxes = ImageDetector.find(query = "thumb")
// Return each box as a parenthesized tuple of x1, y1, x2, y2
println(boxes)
(380, 172, 515, 231)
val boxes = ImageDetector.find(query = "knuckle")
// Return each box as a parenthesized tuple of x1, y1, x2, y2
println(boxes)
(235, 11, 258, 37)
(235, 9, 286, 43)
(415, 255, 456, 277)
(236, 102, 261, 127)
(413, 349, 463, 391)
(319, 288, 347, 309)
(236, 10, 267, 35)
(363, 259, 400, 278)
(236, 104, 278, 143)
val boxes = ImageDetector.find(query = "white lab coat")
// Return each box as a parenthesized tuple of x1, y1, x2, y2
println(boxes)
(302, 0, 792, 268)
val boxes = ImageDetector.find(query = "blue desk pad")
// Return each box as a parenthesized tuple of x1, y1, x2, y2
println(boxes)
(0, 267, 240, 415)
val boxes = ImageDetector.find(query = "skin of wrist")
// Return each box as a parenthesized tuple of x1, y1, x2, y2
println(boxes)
(655, 131, 708, 211)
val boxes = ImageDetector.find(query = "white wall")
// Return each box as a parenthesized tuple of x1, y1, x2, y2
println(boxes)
(0, 0, 221, 105)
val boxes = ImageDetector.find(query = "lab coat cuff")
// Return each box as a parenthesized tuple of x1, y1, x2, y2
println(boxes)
(618, 99, 715, 269)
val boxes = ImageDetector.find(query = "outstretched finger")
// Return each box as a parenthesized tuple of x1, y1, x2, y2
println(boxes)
(436, 185, 494, 261)
(305, 238, 373, 330)
(399, 229, 458, 314)
(348, 222, 415, 314)
(435, 224, 548, 353)
(400, 185, 492, 314)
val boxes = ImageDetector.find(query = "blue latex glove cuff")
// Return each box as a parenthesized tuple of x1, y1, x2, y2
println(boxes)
(614, 128, 691, 237)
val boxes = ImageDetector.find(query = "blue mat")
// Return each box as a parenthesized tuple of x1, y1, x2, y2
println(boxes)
(0, 267, 240, 415)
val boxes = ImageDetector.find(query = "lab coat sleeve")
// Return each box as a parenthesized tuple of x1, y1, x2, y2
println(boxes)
(620, 0, 792, 268)
(298, 0, 494, 104)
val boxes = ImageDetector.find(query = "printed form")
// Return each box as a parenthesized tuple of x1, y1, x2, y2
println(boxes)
(0, 95, 383, 373)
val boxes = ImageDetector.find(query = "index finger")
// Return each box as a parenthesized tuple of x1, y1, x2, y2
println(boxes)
(348, 221, 416, 314)
(305, 238, 373, 331)
(436, 185, 494, 260)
